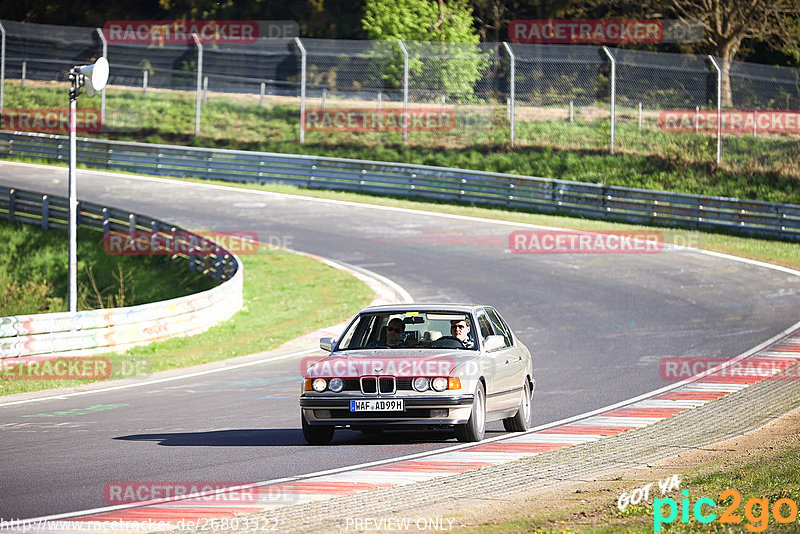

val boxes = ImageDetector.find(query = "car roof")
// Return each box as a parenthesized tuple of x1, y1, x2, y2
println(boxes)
(359, 304, 490, 314)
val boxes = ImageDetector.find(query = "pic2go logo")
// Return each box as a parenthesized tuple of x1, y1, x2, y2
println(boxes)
(654, 489, 799, 532)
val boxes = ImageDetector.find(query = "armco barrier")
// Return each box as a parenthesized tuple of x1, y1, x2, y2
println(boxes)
(1, 130, 799, 241)
(0, 186, 243, 359)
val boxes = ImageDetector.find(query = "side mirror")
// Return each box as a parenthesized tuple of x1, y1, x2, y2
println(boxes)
(319, 337, 335, 352)
(483, 335, 505, 352)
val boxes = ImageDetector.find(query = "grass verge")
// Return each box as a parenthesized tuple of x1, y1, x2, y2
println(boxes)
(0, 219, 216, 315)
(0, 237, 374, 396)
(4, 80, 799, 204)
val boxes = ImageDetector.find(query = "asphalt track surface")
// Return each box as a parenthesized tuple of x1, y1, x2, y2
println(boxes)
(1, 162, 798, 520)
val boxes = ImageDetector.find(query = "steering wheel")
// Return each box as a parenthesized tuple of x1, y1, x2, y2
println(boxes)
(429, 336, 466, 349)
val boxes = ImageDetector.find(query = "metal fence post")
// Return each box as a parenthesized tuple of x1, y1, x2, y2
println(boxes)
(192, 33, 203, 136)
(41, 194, 49, 230)
(398, 39, 409, 143)
(502, 42, 515, 147)
(96, 28, 107, 126)
(638, 102, 642, 129)
(708, 55, 722, 165)
(260, 82, 265, 108)
(602, 46, 616, 154)
(21, 61, 26, 88)
(294, 37, 307, 144)
(0, 22, 5, 113)
(142, 69, 148, 96)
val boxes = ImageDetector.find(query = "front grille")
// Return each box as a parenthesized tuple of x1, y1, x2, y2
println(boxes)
(379, 377, 395, 394)
(360, 376, 396, 395)
(344, 378, 411, 392)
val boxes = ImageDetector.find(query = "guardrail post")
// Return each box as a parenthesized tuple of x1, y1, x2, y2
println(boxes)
(21, 61, 26, 88)
(128, 213, 136, 233)
(0, 22, 5, 113)
(260, 82, 265, 108)
(294, 37, 307, 143)
(192, 33, 203, 136)
(96, 28, 107, 126)
(398, 39, 409, 144)
(502, 42, 515, 147)
(214, 257, 222, 280)
(8, 188, 15, 221)
(601, 46, 616, 154)
(708, 55, 722, 165)
(102, 207, 109, 234)
(142, 69, 148, 96)
(41, 194, 49, 229)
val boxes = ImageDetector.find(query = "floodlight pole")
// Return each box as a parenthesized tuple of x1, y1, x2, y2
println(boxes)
(96, 28, 107, 125)
(0, 22, 5, 113)
(68, 69, 79, 313)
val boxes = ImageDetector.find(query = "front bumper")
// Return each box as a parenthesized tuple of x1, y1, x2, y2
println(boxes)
(300, 394, 475, 426)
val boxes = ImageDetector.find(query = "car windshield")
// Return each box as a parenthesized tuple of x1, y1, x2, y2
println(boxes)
(338, 311, 477, 350)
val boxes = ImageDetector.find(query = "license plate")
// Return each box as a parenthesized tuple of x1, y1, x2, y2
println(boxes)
(349, 399, 405, 412)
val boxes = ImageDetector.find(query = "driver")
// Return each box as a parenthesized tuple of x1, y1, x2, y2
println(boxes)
(386, 318, 406, 347)
(450, 318, 474, 348)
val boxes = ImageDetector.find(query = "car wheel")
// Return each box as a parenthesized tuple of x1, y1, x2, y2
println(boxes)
(455, 383, 486, 442)
(301, 412, 334, 445)
(503, 379, 532, 432)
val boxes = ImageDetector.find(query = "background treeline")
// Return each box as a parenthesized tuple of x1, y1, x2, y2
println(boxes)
(1, 0, 798, 67)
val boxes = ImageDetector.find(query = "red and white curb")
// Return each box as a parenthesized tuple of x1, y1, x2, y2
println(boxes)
(9, 326, 799, 533)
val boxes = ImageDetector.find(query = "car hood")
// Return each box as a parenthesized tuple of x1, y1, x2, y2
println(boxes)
(304, 349, 475, 378)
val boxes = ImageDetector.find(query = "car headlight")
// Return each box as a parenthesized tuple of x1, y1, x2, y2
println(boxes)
(328, 377, 344, 392)
(412, 377, 430, 392)
(312, 378, 327, 392)
(431, 377, 448, 392)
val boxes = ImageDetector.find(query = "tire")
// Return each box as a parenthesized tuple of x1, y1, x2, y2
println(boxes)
(301, 412, 334, 445)
(455, 383, 486, 442)
(503, 379, 532, 432)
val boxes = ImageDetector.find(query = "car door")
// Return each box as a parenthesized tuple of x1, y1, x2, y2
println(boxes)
(484, 308, 525, 413)
(476, 309, 516, 413)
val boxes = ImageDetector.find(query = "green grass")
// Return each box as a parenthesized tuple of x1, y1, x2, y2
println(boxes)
(0, 219, 216, 315)
(0, 242, 374, 396)
(5, 80, 799, 204)
(456, 441, 800, 533)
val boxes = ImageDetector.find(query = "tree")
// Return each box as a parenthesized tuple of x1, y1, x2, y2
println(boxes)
(661, 0, 800, 106)
(362, 0, 488, 99)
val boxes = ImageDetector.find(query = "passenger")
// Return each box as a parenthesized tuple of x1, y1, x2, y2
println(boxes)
(450, 318, 474, 348)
